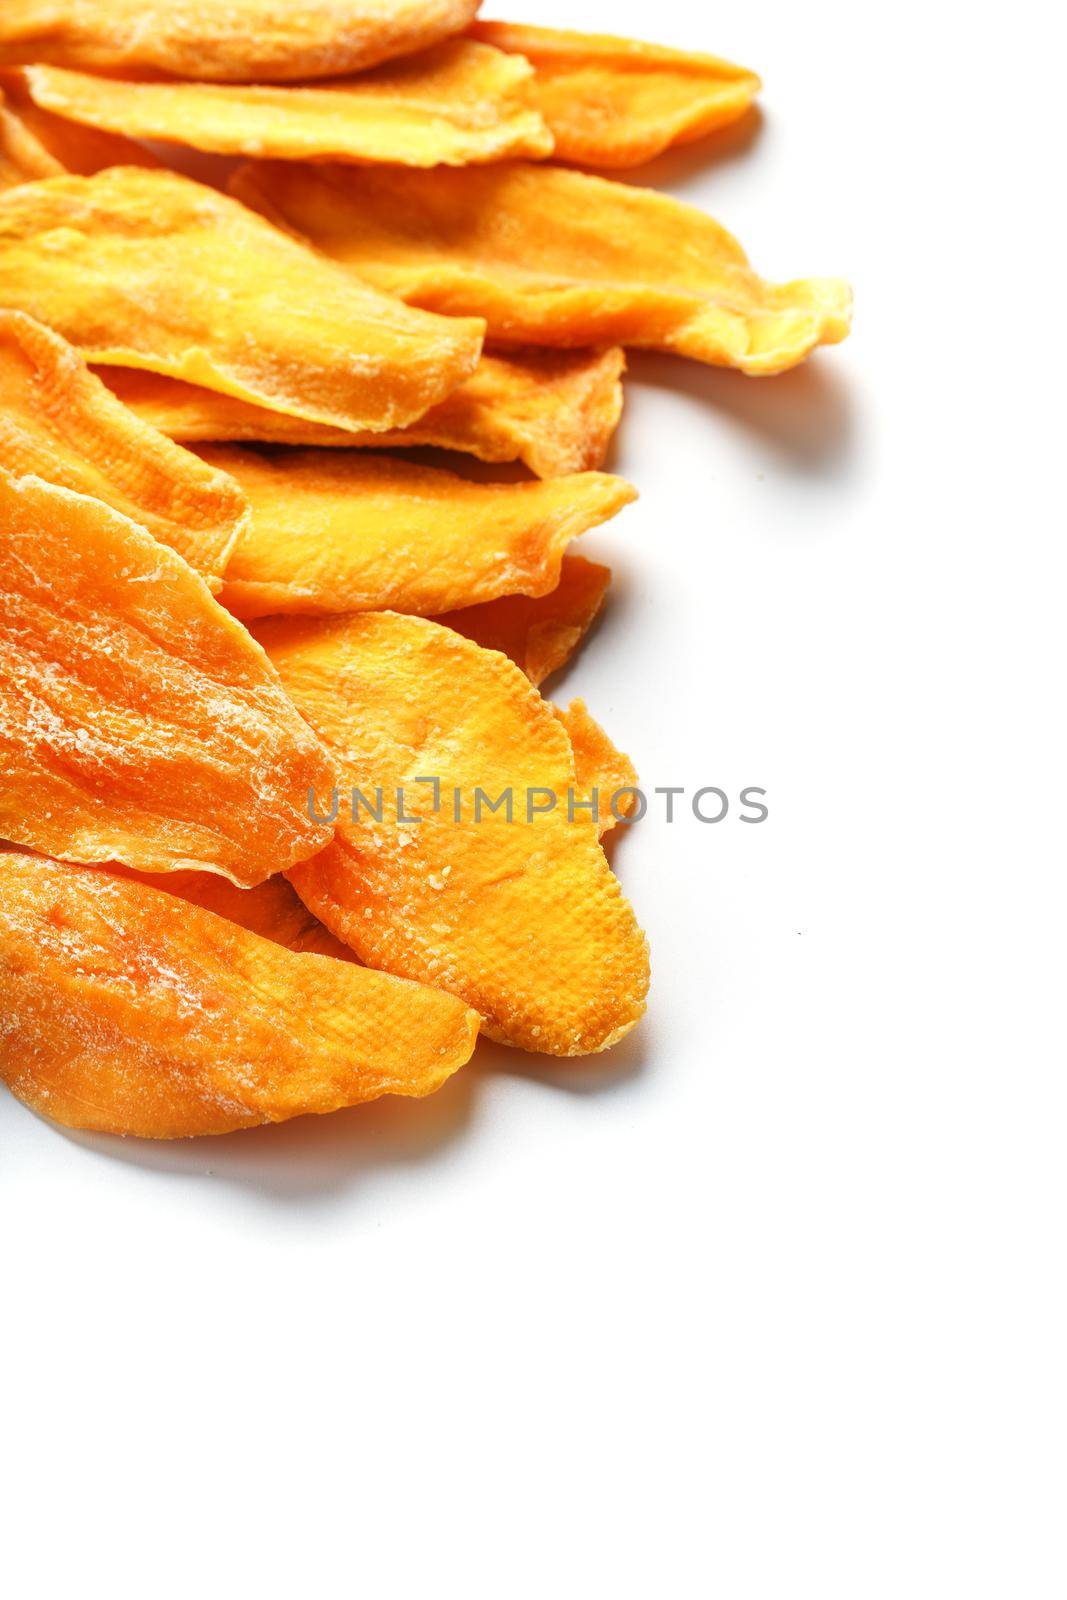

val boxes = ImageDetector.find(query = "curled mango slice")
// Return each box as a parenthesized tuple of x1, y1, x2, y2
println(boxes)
(256, 611, 649, 1055)
(0, 466, 334, 886)
(555, 699, 638, 835)
(469, 22, 759, 168)
(0, 310, 246, 589)
(0, 852, 479, 1138)
(0, 166, 484, 430)
(233, 160, 851, 375)
(23, 43, 551, 168)
(199, 445, 635, 621)
(0, 0, 485, 83)
(0, 71, 155, 183)
(437, 553, 611, 686)
(1, 87, 63, 187)
(100, 346, 625, 479)
(110, 866, 356, 959)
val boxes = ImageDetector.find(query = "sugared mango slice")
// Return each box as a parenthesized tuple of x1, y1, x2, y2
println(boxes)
(469, 21, 759, 167)
(0, 852, 478, 1138)
(0, 467, 334, 886)
(233, 160, 851, 375)
(436, 554, 611, 685)
(0, 311, 246, 589)
(23, 43, 551, 167)
(199, 445, 634, 621)
(554, 698, 638, 835)
(0, 71, 155, 184)
(109, 866, 356, 960)
(0, 166, 484, 430)
(256, 611, 649, 1054)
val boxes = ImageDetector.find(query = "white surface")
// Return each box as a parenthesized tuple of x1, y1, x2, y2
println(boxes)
(3, 2, 1064, 1595)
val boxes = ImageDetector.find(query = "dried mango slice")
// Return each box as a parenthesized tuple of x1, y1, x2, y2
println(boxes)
(469, 22, 759, 167)
(112, 866, 356, 959)
(198, 445, 634, 621)
(1, 87, 63, 187)
(0, 466, 334, 886)
(234, 160, 851, 375)
(0, 310, 246, 589)
(0, 852, 479, 1138)
(23, 43, 551, 168)
(554, 698, 637, 835)
(100, 346, 625, 479)
(256, 611, 649, 1054)
(0, 0, 485, 84)
(0, 167, 485, 430)
(437, 554, 610, 685)
(0, 70, 156, 179)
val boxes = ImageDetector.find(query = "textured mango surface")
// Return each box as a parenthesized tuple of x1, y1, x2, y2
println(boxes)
(0, 87, 63, 186)
(234, 160, 850, 374)
(437, 554, 611, 685)
(112, 867, 356, 959)
(0, 167, 484, 430)
(469, 22, 759, 167)
(24, 43, 550, 168)
(555, 698, 638, 835)
(0, 70, 155, 179)
(0, 311, 246, 588)
(100, 346, 625, 479)
(0, 467, 334, 886)
(257, 612, 649, 1054)
(0, 852, 479, 1138)
(199, 445, 634, 621)
(0, 0, 484, 83)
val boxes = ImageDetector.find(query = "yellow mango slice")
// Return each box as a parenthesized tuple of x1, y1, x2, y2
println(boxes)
(436, 554, 610, 685)
(554, 698, 638, 835)
(111, 866, 356, 959)
(0, 852, 479, 1138)
(23, 43, 551, 168)
(100, 346, 625, 479)
(0, 310, 246, 589)
(0, 166, 485, 430)
(0, 0, 485, 84)
(233, 160, 851, 375)
(198, 444, 634, 621)
(256, 611, 649, 1055)
(469, 22, 759, 167)
(0, 466, 334, 886)
(1, 87, 63, 187)
(0, 70, 156, 180)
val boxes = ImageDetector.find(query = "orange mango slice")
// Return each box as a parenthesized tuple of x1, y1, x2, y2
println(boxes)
(233, 160, 851, 375)
(469, 21, 759, 167)
(0, 310, 246, 589)
(99, 346, 626, 479)
(0, 852, 479, 1138)
(0, 70, 155, 183)
(111, 866, 356, 960)
(0, 166, 484, 430)
(197, 445, 635, 621)
(256, 611, 649, 1055)
(555, 698, 638, 835)
(0, 0, 485, 83)
(437, 554, 611, 685)
(0, 466, 334, 886)
(23, 42, 551, 167)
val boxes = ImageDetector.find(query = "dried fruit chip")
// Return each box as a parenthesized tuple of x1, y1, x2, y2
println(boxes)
(0, 166, 484, 430)
(0, 310, 246, 589)
(23, 43, 551, 168)
(0, 69, 156, 179)
(469, 21, 759, 167)
(198, 445, 634, 621)
(437, 554, 610, 685)
(100, 346, 626, 479)
(0, 852, 479, 1138)
(256, 611, 649, 1054)
(111, 866, 357, 959)
(233, 160, 851, 374)
(0, 0, 485, 83)
(1, 86, 63, 187)
(554, 698, 638, 835)
(0, 466, 334, 886)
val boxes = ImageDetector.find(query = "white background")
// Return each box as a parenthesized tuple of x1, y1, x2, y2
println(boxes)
(3, 2, 1064, 1595)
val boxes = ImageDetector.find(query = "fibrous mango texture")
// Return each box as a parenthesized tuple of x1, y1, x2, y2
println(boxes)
(257, 611, 649, 1055)
(555, 698, 638, 835)
(23, 43, 550, 167)
(100, 346, 625, 479)
(198, 445, 635, 621)
(0, 166, 484, 430)
(469, 22, 759, 167)
(233, 160, 851, 374)
(0, 310, 246, 588)
(0, 467, 334, 886)
(437, 554, 611, 685)
(0, 0, 485, 83)
(110, 867, 356, 959)
(0, 852, 479, 1138)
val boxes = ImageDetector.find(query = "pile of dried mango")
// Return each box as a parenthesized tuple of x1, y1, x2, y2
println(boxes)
(0, 3, 850, 1140)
